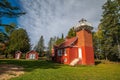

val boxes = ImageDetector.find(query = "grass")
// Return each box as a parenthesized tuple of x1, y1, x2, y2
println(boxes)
(0, 59, 120, 80)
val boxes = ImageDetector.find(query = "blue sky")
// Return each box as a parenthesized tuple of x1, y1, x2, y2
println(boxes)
(0, 0, 19, 32)
(0, 0, 106, 47)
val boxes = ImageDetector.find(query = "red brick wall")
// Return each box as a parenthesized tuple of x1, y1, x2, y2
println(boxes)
(69, 47, 78, 64)
(76, 30, 94, 65)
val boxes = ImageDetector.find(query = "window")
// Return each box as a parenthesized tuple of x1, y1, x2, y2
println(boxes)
(57, 50, 62, 56)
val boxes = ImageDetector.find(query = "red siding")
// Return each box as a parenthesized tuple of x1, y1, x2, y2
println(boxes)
(53, 29, 94, 65)
(26, 51, 38, 60)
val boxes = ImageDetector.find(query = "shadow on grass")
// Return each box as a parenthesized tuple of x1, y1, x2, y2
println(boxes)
(0, 59, 62, 73)
(95, 60, 101, 65)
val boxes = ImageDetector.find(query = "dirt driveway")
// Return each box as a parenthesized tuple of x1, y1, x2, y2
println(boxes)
(0, 64, 24, 80)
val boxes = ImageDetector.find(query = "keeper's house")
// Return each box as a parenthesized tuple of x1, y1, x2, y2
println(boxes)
(52, 19, 94, 66)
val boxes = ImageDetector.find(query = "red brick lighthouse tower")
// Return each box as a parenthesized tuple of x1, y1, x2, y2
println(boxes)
(75, 18, 94, 65)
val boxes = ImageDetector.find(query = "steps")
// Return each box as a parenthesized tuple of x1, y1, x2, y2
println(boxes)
(69, 58, 80, 66)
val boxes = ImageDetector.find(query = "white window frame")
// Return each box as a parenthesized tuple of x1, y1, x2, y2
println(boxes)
(57, 50, 61, 56)
(64, 49, 67, 56)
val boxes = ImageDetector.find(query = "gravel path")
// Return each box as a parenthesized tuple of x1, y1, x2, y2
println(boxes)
(0, 64, 24, 80)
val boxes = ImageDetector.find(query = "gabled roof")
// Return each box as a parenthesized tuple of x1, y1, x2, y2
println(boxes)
(26, 50, 38, 54)
(58, 37, 78, 48)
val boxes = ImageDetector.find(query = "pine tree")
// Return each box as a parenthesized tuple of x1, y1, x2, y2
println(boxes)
(67, 27, 76, 38)
(5, 28, 30, 58)
(0, 32, 8, 43)
(0, 0, 25, 27)
(48, 37, 53, 54)
(98, 0, 120, 61)
(93, 26, 104, 60)
(55, 36, 65, 45)
(0, 0, 25, 56)
(34, 35, 45, 57)
(61, 33, 64, 39)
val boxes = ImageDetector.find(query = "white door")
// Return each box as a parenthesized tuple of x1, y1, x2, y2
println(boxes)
(32, 54, 35, 59)
(78, 48, 82, 59)
(30, 54, 35, 59)
(17, 54, 20, 59)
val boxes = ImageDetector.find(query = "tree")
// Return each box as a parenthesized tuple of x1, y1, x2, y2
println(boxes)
(0, 0, 25, 27)
(48, 37, 53, 54)
(54, 33, 65, 45)
(4, 23, 17, 35)
(5, 28, 30, 58)
(93, 28, 104, 60)
(67, 27, 76, 38)
(0, 32, 8, 43)
(0, 0, 25, 57)
(34, 35, 45, 57)
(98, 0, 120, 61)
(0, 42, 5, 54)
(61, 33, 64, 39)
(0, 32, 9, 54)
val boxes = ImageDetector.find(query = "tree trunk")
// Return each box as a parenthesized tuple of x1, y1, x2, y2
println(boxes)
(105, 56, 108, 61)
(5, 53, 8, 58)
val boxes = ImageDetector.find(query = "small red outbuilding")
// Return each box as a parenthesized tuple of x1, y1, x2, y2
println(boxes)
(15, 51, 22, 59)
(26, 50, 38, 60)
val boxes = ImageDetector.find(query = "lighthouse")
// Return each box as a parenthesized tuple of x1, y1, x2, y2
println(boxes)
(53, 18, 94, 66)
(75, 18, 94, 65)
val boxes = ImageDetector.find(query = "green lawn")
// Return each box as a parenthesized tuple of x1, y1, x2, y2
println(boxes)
(0, 59, 120, 80)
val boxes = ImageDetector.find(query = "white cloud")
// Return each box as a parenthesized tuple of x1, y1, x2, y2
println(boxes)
(18, 0, 106, 47)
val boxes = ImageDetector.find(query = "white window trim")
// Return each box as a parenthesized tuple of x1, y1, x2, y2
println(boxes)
(64, 49, 67, 56)
(57, 50, 62, 56)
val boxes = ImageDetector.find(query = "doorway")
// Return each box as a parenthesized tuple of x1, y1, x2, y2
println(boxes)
(29, 54, 35, 59)
(78, 48, 82, 59)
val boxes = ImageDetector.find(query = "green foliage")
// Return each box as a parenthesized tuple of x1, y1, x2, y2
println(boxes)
(96, 0, 120, 61)
(93, 24, 105, 59)
(55, 33, 65, 45)
(34, 35, 45, 56)
(47, 34, 65, 56)
(47, 36, 57, 59)
(61, 33, 64, 39)
(5, 28, 30, 55)
(48, 34, 65, 46)
(0, 60, 120, 80)
(67, 27, 76, 38)
(0, 0, 25, 28)
(4, 23, 17, 35)
(0, 32, 8, 43)
(0, 0, 25, 57)
(0, 0, 25, 18)
(48, 37, 56, 54)
(0, 32, 9, 54)
(55, 37, 65, 45)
